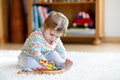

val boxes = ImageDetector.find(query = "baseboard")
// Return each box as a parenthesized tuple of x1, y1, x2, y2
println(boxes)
(102, 37, 120, 42)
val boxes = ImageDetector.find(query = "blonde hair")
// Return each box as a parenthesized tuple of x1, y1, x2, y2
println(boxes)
(44, 11, 69, 35)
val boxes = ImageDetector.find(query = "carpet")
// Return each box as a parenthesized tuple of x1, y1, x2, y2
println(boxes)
(0, 50, 120, 80)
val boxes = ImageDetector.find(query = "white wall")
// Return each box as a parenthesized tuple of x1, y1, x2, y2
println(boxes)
(104, 0, 120, 37)
(23, 0, 120, 37)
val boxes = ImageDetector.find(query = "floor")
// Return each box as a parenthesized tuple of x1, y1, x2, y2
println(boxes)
(0, 42, 120, 53)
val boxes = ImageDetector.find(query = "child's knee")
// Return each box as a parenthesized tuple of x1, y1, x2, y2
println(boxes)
(18, 54, 41, 69)
(46, 51, 65, 68)
(45, 51, 58, 58)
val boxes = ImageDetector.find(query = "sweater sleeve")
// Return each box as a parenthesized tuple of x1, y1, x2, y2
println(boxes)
(24, 30, 46, 62)
(55, 38, 67, 60)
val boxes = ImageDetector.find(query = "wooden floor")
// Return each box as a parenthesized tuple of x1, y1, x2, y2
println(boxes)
(0, 42, 120, 53)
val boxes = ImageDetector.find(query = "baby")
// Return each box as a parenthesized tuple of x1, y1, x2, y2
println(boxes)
(18, 11, 73, 71)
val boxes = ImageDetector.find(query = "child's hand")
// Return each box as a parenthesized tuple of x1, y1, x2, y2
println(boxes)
(39, 59, 48, 66)
(48, 61, 55, 66)
(39, 60, 55, 70)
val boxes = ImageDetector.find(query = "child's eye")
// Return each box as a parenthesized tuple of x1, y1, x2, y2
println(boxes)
(55, 37, 58, 38)
(50, 33, 59, 38)
(50, 33, 53, 36)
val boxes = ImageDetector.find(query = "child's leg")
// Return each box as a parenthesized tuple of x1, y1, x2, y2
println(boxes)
(18, 54, 42, 70)
(45, 51, 65, 68)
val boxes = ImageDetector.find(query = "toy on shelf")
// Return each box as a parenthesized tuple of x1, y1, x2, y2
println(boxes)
(17, 60, 65, 74)
(71, 11, 94, 29)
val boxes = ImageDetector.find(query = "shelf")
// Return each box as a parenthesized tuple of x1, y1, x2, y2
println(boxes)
(66, 29, 96, 36)
(32, 2, 95, 5)
(28, 0, 104, 44)
(62, 36, 96, 38)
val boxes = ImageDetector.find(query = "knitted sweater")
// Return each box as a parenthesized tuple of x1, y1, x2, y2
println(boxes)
(21, 28, 67, 62)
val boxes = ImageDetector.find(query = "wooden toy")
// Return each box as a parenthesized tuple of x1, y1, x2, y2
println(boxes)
(17, 60, 65, 74)
(17, 68, 65, 74)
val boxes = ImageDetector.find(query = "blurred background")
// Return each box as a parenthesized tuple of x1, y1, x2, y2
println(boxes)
(0, 0, 120, 50)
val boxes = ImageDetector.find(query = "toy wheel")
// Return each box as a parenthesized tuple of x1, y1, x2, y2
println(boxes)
(72, 22, 77, 27)
(84, 22, 88, 28)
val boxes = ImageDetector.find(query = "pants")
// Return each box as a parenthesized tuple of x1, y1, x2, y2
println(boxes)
(18, 51, 65, 69)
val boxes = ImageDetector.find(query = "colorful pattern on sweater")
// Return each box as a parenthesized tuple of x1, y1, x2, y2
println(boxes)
(21, 28, 67, 62)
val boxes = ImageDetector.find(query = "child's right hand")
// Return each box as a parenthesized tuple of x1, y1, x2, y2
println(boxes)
(38, 59, 48, 70)
(39, 59, 48, 66)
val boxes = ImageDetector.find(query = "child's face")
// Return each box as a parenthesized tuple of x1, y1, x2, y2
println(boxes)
(44, 29, 63, 44)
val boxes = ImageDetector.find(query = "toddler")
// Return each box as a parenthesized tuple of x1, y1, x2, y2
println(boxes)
(18, 11, 73, 71)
